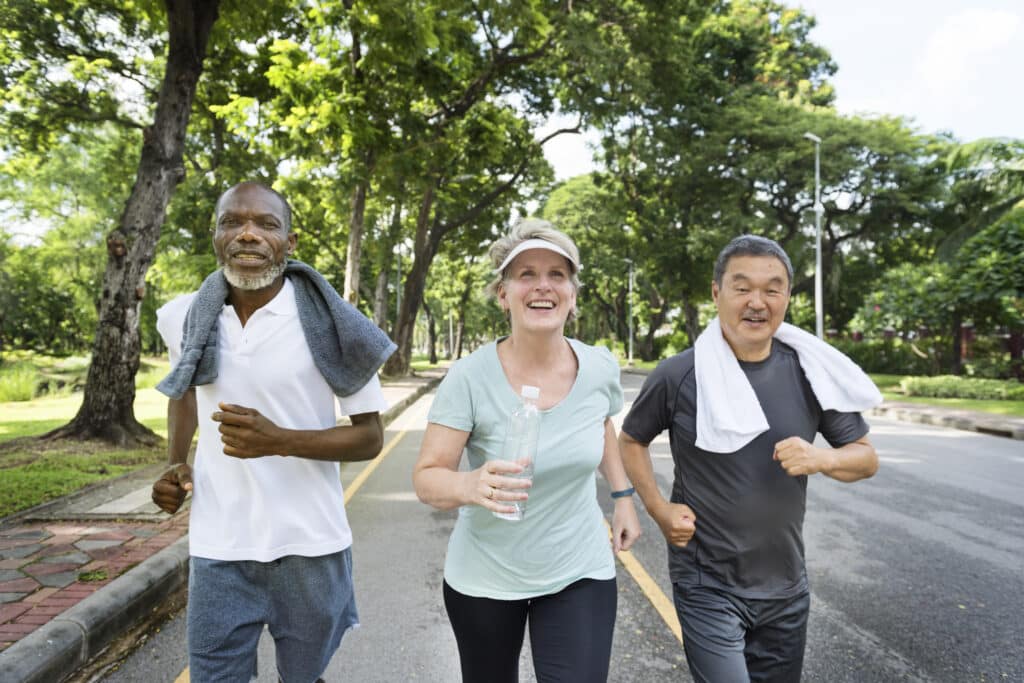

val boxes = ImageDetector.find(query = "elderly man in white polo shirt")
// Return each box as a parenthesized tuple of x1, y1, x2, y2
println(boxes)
(151, 181, 396, 683)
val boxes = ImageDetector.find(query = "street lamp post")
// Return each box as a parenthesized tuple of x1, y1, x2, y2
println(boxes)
(803, 131, 824, 339)
(624, 257, 634, 365)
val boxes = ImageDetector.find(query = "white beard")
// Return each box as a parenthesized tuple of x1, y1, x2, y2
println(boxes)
(220, 259, 287, 291)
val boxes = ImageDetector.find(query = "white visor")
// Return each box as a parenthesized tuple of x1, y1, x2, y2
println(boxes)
(497, 238, 581, 273)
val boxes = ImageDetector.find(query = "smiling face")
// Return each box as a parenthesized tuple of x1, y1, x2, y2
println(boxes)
(497, 248, 577, 335)
(213, 183, 295, 291)
(712, 254, 791, 361)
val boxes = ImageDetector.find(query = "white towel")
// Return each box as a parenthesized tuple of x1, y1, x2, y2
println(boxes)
(694, 318, 882, 453)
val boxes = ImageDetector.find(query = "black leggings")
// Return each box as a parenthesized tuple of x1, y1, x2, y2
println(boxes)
(443, 577, 617, 683)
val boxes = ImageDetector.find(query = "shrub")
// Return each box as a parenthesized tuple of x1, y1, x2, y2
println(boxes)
(831, 338, 942, 376)
(0, 363, 38, 402)
(900, 376, 1024, 401)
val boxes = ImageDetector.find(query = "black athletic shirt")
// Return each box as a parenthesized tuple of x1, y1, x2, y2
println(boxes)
(622, 341, 869, 599)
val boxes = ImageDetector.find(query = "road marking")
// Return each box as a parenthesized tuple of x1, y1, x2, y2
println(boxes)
(606, 522, 683, 644)
(344, 429, 408, 504)
(173, 429, 409, 683)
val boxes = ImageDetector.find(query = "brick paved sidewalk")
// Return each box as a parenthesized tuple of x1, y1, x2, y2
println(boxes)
(0, 513, 189, 651)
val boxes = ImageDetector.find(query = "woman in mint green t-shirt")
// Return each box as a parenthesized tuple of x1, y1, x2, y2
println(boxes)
(413, 218, 641, 683)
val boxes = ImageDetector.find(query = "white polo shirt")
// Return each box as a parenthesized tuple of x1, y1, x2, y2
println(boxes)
(156, 278, 388, 562)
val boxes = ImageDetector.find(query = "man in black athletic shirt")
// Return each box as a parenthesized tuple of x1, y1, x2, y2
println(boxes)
(620, 235, 878, 683)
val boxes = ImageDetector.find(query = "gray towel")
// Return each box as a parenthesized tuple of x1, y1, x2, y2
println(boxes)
(156, 259, 397, 400)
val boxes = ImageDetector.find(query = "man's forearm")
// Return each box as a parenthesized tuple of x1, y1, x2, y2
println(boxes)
(167, 389, 198, 465)
(281, 413, 385, 462)
(822, 437, 878, 483)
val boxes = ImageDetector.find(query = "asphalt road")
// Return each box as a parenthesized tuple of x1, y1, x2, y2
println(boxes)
(100, 372, 1023, 682)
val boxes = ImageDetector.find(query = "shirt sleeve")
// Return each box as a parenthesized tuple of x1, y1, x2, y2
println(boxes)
(336, 373, 388, 416)
(426, 361, 475, 432)
(621, 358, 677, 444)
(597, 346, 624, 417)
(818, 409, 870, 449)
(155, 294, 193, 369)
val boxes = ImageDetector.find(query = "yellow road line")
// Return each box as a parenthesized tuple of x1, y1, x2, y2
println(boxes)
(174, 429, 410, 683)
(607, 522, 683, 643)
(344, 429, 408, 503)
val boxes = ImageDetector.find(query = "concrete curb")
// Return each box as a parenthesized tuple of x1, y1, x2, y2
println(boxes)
(868, 404, 1024, 441)
(0, 372, 445, 683)
(379, 373, 443, 428)
(0, 537, 190, 683)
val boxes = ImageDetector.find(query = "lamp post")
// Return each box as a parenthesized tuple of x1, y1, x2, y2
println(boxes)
(803, 131, 824, 339)
(624, 257, 634, 365)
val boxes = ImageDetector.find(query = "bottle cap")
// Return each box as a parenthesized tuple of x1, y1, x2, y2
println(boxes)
(520, 385, 540, 400)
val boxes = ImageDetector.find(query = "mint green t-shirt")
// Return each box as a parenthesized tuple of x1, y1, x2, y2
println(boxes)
(428, 338, 624, 599)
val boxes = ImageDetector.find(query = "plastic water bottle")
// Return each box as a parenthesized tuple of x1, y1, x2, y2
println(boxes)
(493, 385, 541, 521)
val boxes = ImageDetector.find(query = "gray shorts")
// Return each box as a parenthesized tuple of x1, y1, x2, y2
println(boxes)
(188, 548, 359, 683)
(673, 583, 810, 683)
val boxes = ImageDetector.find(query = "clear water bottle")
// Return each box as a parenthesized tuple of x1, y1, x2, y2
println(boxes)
(493, 385, 541, 521)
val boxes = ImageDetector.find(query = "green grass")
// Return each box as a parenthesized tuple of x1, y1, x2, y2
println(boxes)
(0, 447, 163, 517)
(409, 354, 450, 373)
(0, 388, 168, 443)
(0, 385, 169, 517)
(870, 374, 1024, 417)
(0, 363, 38, 401)
(878, 391, 1024, 417)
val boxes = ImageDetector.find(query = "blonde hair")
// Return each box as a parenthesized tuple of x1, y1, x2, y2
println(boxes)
(487, 217, 582, 321)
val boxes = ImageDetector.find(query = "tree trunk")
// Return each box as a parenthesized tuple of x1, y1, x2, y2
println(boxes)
(682, 296, 701, 348)
(951, 314, 963, 376)
(372, 266, 390, 331)
(343, 178, 369, 304)
(639, 291, 667, 361)
(423, 301, 438, 365)
(455, 317, 466, 359)
(383, 185, 438, 377)
(44, 0, 220, 445)
(454, 276, 473, 360)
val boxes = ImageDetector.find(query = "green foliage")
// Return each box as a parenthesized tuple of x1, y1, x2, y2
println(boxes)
(853, 262, 957, 337)
(831, 337, 945, 376)
(0, 363, 38, 402)
(940, 137, 1024, 253)
(954, 207, 1024, 330)
(900, 376, 1024, 401)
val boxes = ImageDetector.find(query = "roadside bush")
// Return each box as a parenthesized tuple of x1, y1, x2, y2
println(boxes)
(0, 363, 38, 401)
(832, 338, 941, 376)
(900, 376, 1024, 401)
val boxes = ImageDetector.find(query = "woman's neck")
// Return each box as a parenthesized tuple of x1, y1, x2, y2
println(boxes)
(497, 331, 577, 409)
(503, 329, 567, 362)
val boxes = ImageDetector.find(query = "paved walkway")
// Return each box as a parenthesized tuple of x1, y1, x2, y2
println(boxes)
(0, 368, 444, 683)
(1, 367, 1021, 682)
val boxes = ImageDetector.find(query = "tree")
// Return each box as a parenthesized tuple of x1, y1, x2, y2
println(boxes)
(940, 137, 1024, 254)
(955, 208, 1024, 379)
(0, 0, 222, 443)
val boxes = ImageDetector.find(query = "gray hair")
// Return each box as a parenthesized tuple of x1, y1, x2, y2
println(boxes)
(713, 234, 794, 289)
(486, 217, 582, 321)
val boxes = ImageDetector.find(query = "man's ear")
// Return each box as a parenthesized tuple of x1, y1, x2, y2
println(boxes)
(287, 232, 297, 254)
(711, 279, 720, 304)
